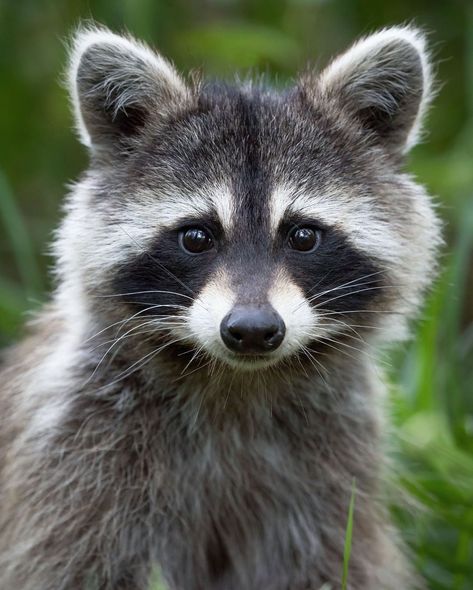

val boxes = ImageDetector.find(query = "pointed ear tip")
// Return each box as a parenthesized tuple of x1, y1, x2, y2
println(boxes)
(372, 25, 428, 49)
(68, 25, 130, 76)
(67, 24, 182, 89)
(364, 26, 432, 74)
(374, 25, 434, 84)
(319, 25, 434, 94)
(66, 25, 152, 105)
(67, 26, 111, 90)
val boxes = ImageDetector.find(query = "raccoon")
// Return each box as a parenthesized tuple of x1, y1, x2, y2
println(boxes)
(0, 25, 441, 590)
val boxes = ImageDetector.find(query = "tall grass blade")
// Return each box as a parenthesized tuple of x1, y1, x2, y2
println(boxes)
(341, 479, 356, 590)
(0, 170, 42, 297)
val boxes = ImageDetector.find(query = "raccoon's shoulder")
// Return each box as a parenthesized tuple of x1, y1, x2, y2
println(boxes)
(0, 305, 69, 395)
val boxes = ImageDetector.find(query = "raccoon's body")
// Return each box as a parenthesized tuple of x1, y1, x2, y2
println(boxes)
(0, 26, 440, 590)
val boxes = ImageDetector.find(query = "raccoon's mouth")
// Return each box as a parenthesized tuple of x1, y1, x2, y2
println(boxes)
(216, 350, 283, 371)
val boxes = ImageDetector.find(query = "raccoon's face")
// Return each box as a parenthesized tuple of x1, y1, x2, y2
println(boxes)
(61, 26, 440, 372)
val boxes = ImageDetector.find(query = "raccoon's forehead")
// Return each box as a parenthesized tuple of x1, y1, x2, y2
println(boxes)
(119, 85, 381, 225)
(87, 84, 400, 265)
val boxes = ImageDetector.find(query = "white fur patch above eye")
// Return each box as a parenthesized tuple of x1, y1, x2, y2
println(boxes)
(128, 183, 235, 236)
(269, 184, 399, 264)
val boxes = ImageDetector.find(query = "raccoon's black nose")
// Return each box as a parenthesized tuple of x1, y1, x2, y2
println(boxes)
(220, 305, 286, 355)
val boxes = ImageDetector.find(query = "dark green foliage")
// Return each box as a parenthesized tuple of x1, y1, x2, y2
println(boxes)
(0, 1, 472, 587)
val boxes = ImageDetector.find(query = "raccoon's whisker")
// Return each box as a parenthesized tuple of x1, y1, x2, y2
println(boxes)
(317, 335, 378, 363)
(84, 315, 153, 344)
(315, 282, 406, 305)
(300, 326, 368, 352)
(299, 333, 368, 363)
(90, 315, 187, 376)
(299, 345, 329, 388)
(90, 321, 186, 354)
(114, 316, 182, 341)
(208, 357, 219, 378)
(87, 319, 164, 381)
(179, 344, 207, 376)
(119, 226, 197, 297)
(90, 328, 165, 353)
(301, 346, 329, 404)
(100, 336, 190, 390)
(121, 301, 189, 309)
(317, 316, 368, 341)
(99, 330, 164, 376)
(329, 331, 370, 349)
(319, 318, 387, 346)
(96, 290, 196, 301)
(316, 308, 401, 316)
(116, 306, 186, 336)
(84, 305, 187, 345)
(310, 285, 395, 310)
(178, 357, 214, 382)
(311, 339, 361, 363)
(291, 272, 387, 313)
(323, 319, 383, 331)
(292, 349, 311, 380)
(302, 270, 385, 300)
(120, 315, 188, 327)
(304, 279, 388, 306)
(222, 367, 238, 410)
(191, 381, 207, 432)
(142, 316, 188, 323)
(309, 270, 385, 299)
(304, 267, 338, 298)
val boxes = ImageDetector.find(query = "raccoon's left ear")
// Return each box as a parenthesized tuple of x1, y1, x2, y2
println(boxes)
(307, 27, 433, 155)
(68, 26, 191, 156)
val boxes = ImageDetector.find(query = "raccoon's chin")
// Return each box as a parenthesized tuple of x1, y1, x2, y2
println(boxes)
(214, 351, 283, 372)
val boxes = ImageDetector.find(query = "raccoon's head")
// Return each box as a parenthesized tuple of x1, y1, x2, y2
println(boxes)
(58, 26, 440, 372)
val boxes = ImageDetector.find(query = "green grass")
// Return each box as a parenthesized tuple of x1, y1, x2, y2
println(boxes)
(342, 480, 356, 590)
(0, 171, 44, 345)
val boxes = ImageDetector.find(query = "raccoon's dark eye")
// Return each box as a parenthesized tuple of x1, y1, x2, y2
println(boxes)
(180, 228, 214, 254)
(287, 227, 321, 252)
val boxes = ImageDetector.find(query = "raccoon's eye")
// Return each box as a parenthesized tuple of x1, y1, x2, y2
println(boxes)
(287, 226, 321, 252)
(180, 228, 214, 254)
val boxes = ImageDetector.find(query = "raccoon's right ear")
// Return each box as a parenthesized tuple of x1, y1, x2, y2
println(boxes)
(306, 27, 433, 156)
(68, 26, 191, 155)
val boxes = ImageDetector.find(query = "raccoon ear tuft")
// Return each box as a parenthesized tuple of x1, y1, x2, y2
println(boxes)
(68, 26, 190, 154)
(313, 27, 433, 155)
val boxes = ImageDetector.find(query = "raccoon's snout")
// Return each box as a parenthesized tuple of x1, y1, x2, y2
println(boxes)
(220, 305, 286, 355)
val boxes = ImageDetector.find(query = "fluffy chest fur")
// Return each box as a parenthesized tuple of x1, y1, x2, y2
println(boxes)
(2, 348, 384, 589)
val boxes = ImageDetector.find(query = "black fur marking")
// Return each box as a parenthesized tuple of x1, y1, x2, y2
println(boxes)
(283, 223, 384, 313)
(112, 105, 148, 137)
(113, 217, 221, 319)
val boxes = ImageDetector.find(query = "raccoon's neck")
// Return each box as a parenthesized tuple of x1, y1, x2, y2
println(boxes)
(45, 298, 382, 445)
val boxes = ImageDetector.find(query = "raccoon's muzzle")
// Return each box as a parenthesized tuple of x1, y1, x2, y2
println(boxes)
(220, 304, 286, 354)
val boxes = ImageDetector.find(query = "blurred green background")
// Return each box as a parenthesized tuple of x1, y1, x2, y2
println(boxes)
(0, 1, 472, 588)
